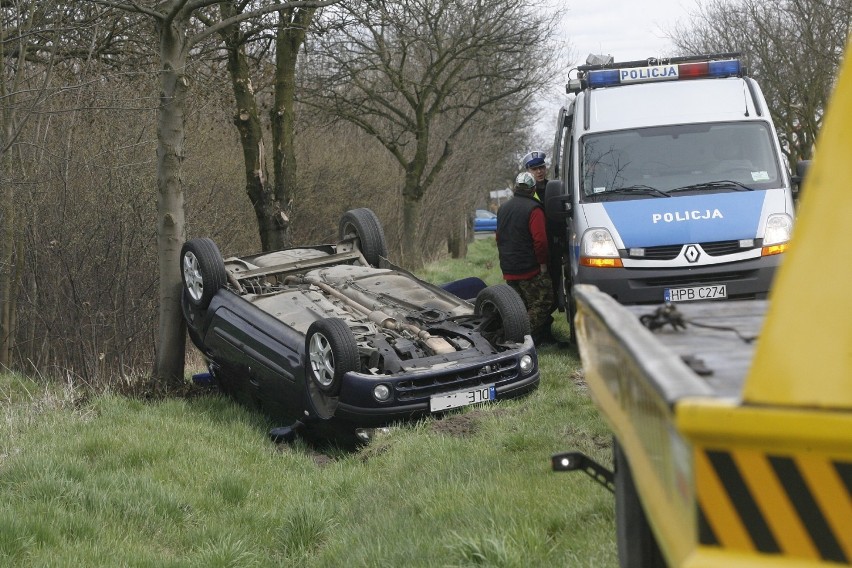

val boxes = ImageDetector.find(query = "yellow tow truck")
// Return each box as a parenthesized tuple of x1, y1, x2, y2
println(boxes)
(552, 46, 852, 567)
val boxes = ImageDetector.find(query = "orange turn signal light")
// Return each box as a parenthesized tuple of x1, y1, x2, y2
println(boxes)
(762, 243, 789, 256)
(580, 257, 623, 268)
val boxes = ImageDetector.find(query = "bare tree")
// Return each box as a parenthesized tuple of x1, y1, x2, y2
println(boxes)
(295, 114, 523, 261)
(0, 1, 173, 379)
(302, 0, 562, 268)
(212, 3, 328, 251)
(1, 1, 68, 367)
(670, 0, 851, 169)
(90, 0, 339, 386)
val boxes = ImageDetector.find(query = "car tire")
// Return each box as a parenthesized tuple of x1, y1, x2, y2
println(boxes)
(180, 238, 227, 310)
(339, 208, 388, 267)
(567, 296, 578, 345)
(561, 264, 577, 345)
(306, 318, 360, 397)
(473, 284, 530, 344)
(614, 438, 667, 568)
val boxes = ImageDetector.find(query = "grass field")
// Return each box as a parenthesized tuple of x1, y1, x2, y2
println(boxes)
(0, 238, 617, 567)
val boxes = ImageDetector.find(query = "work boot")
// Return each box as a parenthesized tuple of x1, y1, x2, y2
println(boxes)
(533, 328, 569, 348)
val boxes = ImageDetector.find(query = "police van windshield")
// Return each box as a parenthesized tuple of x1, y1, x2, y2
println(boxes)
(580, 122, 781, 199)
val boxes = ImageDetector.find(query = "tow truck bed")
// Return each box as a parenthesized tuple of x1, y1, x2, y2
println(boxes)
(575, 284, 852, 568)
(622, 299, 766, 399)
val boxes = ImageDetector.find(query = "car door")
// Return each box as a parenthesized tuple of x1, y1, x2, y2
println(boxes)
(204, 292, 305, 421)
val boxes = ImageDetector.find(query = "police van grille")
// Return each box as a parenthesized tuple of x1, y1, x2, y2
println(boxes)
(631, 240, 756, 260)
(702, 240, 756, 256)
(394, 359, 518, 400)
(641, 269, 758, 288)
(630, 244, 683, 260)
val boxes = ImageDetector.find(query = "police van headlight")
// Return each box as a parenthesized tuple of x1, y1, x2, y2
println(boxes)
(762, 214, 793, 256)
(580, 228, 623, 267)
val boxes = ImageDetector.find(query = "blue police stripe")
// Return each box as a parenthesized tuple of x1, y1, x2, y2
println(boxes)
(602, 192, 766, 248)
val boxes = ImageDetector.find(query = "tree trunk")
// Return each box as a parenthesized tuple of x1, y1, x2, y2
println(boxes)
(448, 212, 470, 259)
(0, 149, 14, 366)
(152, 20, 188, 386)
(220, 3, 285, 252)
(399, 130, 431, 268)
(400, 192, 423, 268)
(271, 8, 315, 249)
(0, 13, 14, 366)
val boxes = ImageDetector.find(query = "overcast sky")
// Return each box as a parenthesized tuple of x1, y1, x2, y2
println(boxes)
(563, 0, 701, 63)
(532, 0, 703, 142)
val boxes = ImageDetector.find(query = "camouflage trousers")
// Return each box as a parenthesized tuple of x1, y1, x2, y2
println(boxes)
(507, 273, 554, 342)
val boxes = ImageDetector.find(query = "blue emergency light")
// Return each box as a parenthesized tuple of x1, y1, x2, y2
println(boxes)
(708, 59, 741, 76)
(587, 69, 621, 88)
(585, 58, 742, 89)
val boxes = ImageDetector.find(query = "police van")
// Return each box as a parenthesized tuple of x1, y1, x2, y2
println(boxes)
(545, 53, 799, 337)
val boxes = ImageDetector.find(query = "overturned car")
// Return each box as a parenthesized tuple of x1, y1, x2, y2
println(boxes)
(181, 208, 540, 445)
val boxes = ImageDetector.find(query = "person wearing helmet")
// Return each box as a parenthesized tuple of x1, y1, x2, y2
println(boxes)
(496, 171, 556, 346)
(523, 151, 565, 336)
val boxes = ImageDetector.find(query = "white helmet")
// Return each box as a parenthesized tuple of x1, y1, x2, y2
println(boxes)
(515, 171, 536, 191)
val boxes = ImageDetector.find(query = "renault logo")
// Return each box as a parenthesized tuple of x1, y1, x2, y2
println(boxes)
(684, 245, 701, 263)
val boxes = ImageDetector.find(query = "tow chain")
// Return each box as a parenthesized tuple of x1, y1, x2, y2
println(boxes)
(640, 303, 757, 344)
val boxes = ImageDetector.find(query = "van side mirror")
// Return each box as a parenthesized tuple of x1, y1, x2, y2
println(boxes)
(792, 160, 811, 199)
(544, 179, 572, 220)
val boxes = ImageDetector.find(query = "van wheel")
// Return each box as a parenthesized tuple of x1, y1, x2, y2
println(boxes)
(567, 295, 578, 345)
(562, 268, 577, 345)
(614, 439, 667, 568)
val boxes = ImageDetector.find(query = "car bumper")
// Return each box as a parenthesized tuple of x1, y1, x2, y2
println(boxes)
(576, 255, 782, 305)
(333, 336, 540, 425)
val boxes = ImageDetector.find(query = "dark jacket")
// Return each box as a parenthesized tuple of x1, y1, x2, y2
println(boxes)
(496, 193, 545, 276)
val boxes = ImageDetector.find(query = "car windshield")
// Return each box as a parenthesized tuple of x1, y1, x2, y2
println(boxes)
(580, 121, 781, 200)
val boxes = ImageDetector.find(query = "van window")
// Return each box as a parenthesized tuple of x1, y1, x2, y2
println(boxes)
(580, 122, 780, 199)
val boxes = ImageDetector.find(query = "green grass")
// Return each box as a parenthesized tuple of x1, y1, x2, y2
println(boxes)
(418, 235, 504, 287)
(0, 239, 616, 567)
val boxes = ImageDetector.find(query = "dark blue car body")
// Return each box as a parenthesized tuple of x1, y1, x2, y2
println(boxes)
(180, 209, 538, 446)
(188, 288, 538, 439)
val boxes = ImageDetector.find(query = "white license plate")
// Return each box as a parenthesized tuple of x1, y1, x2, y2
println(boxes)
(429, 385, 496, 412)
(664, 284, 727, 302)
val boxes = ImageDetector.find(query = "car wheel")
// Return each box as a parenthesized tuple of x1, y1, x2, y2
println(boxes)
(180, 238, 227, 310)
(339, 208, 388, 267)
(614, 438, 667, 568)
(306, 318, 360, 397)
(474, 284, 530, 344)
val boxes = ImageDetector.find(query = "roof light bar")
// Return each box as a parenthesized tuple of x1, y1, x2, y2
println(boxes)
(583, 58, 741, 90)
